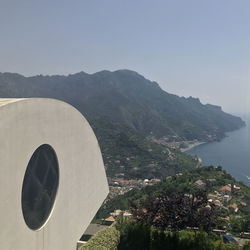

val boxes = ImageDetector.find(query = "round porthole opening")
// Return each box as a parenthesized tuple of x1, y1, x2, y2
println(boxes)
(21, 144, 59, 230)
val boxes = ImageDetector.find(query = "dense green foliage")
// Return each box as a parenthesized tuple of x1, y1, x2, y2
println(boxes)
(130, 191, 216, 232)
(115, 219, 243, 250)
(81, 218, 250, 250)
(230, 215, 250, 234)
(90, 118, 198, 178)
(0, 70, 244, 141)
(243, 242, 250, 250)
(80, 226, 120, 250)
(116, 219, 151, 250)
(95, 166, 250, 221)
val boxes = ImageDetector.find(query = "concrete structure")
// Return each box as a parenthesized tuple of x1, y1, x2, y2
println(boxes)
(81, 223, 108, 241)
(0, 98, 109, 250)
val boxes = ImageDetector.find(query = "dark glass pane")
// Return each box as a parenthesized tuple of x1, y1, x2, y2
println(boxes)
(21, 144, 59, 230)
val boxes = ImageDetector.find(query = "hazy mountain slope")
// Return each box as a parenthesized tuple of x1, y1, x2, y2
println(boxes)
(90, 118, 198, 179)
(0, 70, 244, 141)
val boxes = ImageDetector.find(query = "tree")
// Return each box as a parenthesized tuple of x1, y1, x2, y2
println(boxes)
(130, 191, 217, 232)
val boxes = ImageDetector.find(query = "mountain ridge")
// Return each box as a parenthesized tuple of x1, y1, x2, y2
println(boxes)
(0, 69, 245, 141)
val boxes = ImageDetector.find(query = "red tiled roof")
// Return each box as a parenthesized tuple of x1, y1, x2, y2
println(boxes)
(105, 216, 115, 222)
(240, 201, 247, 207)
(220, 186, 231, 192)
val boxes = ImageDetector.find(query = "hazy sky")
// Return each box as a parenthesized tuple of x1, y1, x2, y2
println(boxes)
(1, 0, 250, 114)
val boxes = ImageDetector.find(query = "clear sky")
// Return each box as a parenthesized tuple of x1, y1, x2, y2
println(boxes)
(1, 0, 249, 114)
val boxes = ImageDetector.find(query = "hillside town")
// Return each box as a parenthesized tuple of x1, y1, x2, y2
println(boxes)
(80, 170, 250, 248)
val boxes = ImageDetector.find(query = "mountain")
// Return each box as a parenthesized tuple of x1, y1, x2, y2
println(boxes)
(0, 70, 245, 141)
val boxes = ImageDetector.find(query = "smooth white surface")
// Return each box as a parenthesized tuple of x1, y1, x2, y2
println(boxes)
(0, 98, 109, 250)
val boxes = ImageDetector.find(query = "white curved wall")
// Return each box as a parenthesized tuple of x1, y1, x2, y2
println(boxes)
(0, 98, 109, 250)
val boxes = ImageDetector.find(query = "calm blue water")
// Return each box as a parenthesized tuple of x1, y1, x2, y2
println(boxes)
(186, 118, 250, 186)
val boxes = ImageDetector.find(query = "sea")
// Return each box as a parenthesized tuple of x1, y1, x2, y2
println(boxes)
(186, 116, 250, 187)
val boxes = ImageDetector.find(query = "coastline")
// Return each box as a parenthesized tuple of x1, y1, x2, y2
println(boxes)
(178, 124, 250, 186)
(181, 141, 206, 152)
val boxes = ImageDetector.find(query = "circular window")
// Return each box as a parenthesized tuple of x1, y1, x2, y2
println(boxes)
(21, 144, 59, 230)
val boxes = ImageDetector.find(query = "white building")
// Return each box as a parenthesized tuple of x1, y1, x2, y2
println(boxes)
(0, 98, 108, 250)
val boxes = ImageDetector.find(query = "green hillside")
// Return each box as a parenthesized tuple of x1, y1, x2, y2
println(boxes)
(90, 118, 198, 179)
(95, 166, 250, 223)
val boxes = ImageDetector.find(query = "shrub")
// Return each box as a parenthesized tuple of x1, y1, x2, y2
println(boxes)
(115, 219, 242, 250)
(80, 226, 120, 250)
(243, 241, 250, 250)
(116, 219, 225, 250)
(116, 218, 151, 250)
